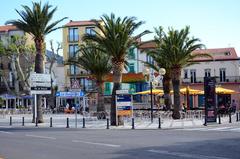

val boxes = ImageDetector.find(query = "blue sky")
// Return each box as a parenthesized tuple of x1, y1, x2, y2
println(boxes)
(1, 0, 240, 55)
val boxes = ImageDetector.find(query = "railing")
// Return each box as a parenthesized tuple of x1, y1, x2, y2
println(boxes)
(67, 35, 79, 43)
(182, 76, 240, 84)
(67, 69, 88, 76)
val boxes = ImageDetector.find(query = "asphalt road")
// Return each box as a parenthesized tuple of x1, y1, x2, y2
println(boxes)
(0, 126, 240, 159)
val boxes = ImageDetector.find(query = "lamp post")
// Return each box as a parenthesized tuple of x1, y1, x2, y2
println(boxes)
(143, 67, 166, 123)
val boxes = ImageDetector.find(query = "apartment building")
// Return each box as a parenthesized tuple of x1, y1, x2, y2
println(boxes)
(182, 48, 240, 108)
(0, 25, 33, 94)
(62, 20, 101, 92)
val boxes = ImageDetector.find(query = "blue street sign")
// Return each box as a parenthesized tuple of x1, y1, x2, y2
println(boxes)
(116, 94, 131, 102)
(55, 91, 84, 97)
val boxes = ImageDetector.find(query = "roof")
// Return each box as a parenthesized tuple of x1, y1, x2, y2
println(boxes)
(139, 40, 156, 50)
(0, 25, 18, 32)
(192, 48, 239, 61)
(65, 20, 97, 27)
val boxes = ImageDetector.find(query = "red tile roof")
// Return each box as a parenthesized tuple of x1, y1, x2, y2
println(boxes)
(192, 48, 239, 61)
(139, 40, 156, 51)
(0, 25, 18, 32)
(65, 20, 97, 27)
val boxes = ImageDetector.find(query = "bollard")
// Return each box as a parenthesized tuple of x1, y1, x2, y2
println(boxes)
(229, 113, 232, 123)
(106, 118, 109, 129)
(9, 116, 12, 126)
(238, 112, 240, 122)
(22, 117, 24, 126)
(66, 117, 69, 128)
(218, 114, 221, 124)
(82, 118, 86, 128)
(158, 117, 161, 129)
(50, 117, 53, 127)
(236, 113, 239, 122)
(35, 117, 38, 127)
(132, 118, 135, 129)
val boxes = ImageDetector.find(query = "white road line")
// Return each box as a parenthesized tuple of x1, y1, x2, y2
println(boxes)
(0, 131, 13, 134)
(148, 149, 230, 159)
(183, 128, 207, 131)
(25, 134, 56, 140)
(72, 140, 121, 148)
(209, 127, 231, 131)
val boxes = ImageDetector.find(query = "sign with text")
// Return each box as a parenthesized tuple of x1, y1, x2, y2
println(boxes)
(116, 93, 133, 116)
(204, 77, 216, 123)
(30, 73, 51, 94)
(56, 91, 84, 97)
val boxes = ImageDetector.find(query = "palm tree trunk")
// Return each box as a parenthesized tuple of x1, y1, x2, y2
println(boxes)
(171, 67, 181, 119)
(162, 75, 171, 110)
(111, 62, 123, 126)
(34, 39, 45, 123)
(96, 80, 106, 119)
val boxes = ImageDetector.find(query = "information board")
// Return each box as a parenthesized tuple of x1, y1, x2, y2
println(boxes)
(116, 92, 133, 117)
(204, 77, 217, 123)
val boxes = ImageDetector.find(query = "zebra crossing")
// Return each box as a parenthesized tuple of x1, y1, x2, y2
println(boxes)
(181, 126, 240, 132)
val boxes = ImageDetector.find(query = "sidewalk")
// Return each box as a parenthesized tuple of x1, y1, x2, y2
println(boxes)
(0, 113, 238, 129)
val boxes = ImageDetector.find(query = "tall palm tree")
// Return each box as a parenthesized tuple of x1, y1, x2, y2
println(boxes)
(66, 44, 112, 119)
(160, 26, 209, 119)
(143, 26, 172, 110)
(83, 13, 150, 125)
(6, 2, 67, 123)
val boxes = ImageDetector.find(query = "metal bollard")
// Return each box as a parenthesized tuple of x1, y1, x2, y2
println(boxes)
(82, 118, 86, 128)
(238, 112, 240, 122)
(229, 113, 232, 123)
(22, 117, 24, 126)
(158, 117, 161, 129)
(236, 113, 239, 122)
(35, 117, 38, 127)
(50, 117, 53, 127)
(132, 118, 135, 129)
(106, 118, 109, 129)
(218, 114, 221, 124)
(9, 116, 12, 126)
(66, 117, 69, 128)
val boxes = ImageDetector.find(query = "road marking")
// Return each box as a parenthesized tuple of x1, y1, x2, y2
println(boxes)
(148, 149, 230, 159)
(0, 131, 13, 135)
(25, 134, 56, 140)
(72, 140, 121, 148)
(209, 127, 231, 131)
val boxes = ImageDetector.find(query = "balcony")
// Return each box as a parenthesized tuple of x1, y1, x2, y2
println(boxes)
(67, 35, 79, 43)
(182, 76, 240, 84)
(67, 69, 89, 77)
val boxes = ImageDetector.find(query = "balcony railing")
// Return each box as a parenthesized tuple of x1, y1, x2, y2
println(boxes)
(67, 35, 79, 43)
(182, 76, 240, 84)
(67, 69, 89, 76)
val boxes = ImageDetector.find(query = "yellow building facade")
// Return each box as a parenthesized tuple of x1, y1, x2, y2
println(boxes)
(62, 20, 101, 91)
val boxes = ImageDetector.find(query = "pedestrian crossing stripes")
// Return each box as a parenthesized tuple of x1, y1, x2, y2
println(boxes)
(181, 126, 240, 132)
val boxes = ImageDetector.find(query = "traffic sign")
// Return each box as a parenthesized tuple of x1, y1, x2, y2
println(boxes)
(55, 91, 84, 97)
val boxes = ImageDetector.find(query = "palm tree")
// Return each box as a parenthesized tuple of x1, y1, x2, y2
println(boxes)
(143, 26, 172, 110)
(83, 13, 150, 125)
(160, 26, 209, 119)
(66, 44, 112, 119)
(6, 2, 67, 123)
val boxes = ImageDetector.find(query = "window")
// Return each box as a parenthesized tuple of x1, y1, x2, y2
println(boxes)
(204, 69, 211, 77)
(190, 69, 196, 83)
(85, 27, 96, 36)
(146, 55, 154, 65)
(70, 65, 76, 75)
(68, 28, 79, 42)
(129, 63, 135, 73)
(128, 48, 135, 59)
(105, 83, 110, 92)
(8, 63, 12, 71)
(224, 52, 231, 56)
(183, 69, 188, 79)
(69, 44, 78, 58)
(220, 68, 226, 82)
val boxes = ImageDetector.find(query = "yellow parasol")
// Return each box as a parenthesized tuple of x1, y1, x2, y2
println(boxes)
(199, 87, 237, 94)
(179, 87, 203, 95)
(135, 89, 164, 95)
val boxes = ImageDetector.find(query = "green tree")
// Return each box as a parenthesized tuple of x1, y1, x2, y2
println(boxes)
(160, 26, 209, 119)
(66, 44, 112, 119)
(6, 2, 67, 123)
(83, 13, 150, 125)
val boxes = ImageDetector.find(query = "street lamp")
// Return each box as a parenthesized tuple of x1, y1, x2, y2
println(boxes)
(143, 67, 166, 123)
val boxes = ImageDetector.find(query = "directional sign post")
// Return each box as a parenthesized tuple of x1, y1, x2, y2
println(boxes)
(30, 73, 51, 95)
(115, 90, 133, 125)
